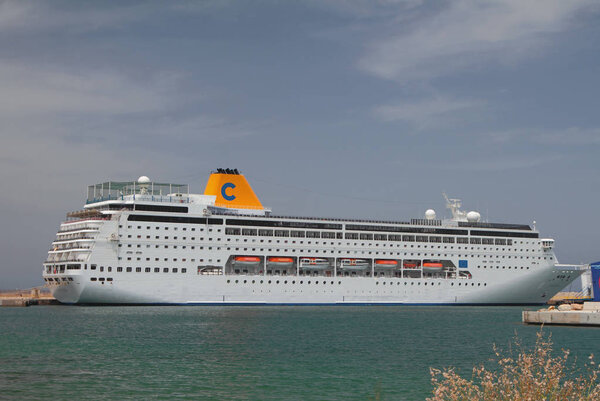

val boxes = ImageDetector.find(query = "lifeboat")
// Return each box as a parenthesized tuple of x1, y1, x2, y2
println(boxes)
(403, 261, 419, 269)
(422, 262, 444, 273)
(299, 257, 330, 270)
(234, 256, 261, 266)
(339, 258, 369, 271)
(267, 257, 294, 267)
(374, 259, 398, 269)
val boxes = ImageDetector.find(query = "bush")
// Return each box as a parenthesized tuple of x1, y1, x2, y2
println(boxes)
(428, 331, 600, 401)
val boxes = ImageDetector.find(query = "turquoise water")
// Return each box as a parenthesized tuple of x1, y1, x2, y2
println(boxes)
(1, 306, 599, 400)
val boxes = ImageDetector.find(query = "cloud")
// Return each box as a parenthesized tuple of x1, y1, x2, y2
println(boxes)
(533, 127, 600, 145)
(358, 0, 598, 82)
(0, 1, 152, 33)
(484, 127, 600, 146)
(0, 62, 168, 116)
(373, 95, 481, 129)
(424, 154, 563, 172)
(308, 0, 424, 19)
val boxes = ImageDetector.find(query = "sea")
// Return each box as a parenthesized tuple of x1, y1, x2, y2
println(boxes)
(1, 305, 599, 401)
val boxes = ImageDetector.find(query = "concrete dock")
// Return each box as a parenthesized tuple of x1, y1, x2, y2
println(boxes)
(0, 288, 59, 307)
(523, 302, 600, 326)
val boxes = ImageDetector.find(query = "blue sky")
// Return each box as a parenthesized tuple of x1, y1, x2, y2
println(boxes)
(1, 0, 599, 288)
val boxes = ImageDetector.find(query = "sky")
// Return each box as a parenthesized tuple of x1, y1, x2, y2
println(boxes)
(1, 0, 599, 289)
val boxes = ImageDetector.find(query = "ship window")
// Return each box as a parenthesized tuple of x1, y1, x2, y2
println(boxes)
(126, 267, 132, 272)
(117, 267, 123, 272)
(360, 233, 373, 240)
(345, 233, 359, 240)
(145, 268, 151, 272)
(291, 231, 305, 238)
(173, 268, 178, 273)
(259, 229, 274, 236)
(91, 264, 97, 270)
(154, 268, 160, 272)
(90, 277, 97, 281)
(182, 268, 187, 273)
(402, 235, 415, 242)
(163, 268, 169, 273)
(136, 267, 141, 272)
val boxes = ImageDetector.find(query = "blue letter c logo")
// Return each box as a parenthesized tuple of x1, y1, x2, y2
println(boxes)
(221, 183, 236, 201)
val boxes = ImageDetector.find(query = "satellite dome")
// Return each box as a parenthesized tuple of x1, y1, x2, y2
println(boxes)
(425, 209, 436, 220)
(137, 176, 151, 184)
(467, 211, 481, 223)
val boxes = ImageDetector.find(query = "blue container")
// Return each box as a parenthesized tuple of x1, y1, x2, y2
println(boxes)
(591, 262, 600, 302)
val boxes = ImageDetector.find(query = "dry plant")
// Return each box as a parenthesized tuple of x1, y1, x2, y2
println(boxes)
(428, 331, 600, 401)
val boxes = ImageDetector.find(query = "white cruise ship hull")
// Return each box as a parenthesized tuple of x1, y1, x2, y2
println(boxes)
(49, 263, 581, 305)
(43, 172, 586, 305)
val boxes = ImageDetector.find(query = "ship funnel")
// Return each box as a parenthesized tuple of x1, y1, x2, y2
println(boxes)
(203, 169, 263, 210)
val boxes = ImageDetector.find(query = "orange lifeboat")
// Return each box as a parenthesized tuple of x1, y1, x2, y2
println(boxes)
(403, 261, 418, 269)
(375, 259, 398, 268)
(422, 263, 443, 268)
(422, 262, 444, 273)
(267, 257, 294, 267)
(234, 256, 261, 265)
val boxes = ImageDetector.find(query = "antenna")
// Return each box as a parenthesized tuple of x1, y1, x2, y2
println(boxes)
(443, 193, 466, 220)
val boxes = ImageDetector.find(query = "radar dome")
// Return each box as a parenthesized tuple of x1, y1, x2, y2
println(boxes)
(467, 211, 481, 223)
(137, 176, 150, 184)
(425, 209, 436, 220)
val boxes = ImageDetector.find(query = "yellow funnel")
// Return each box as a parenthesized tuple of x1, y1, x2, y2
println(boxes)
(203, 170, 263, 210)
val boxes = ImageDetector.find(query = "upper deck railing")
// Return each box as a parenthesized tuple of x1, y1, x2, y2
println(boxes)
(86, 194, 191, 205)
(86, 181, 189, 205)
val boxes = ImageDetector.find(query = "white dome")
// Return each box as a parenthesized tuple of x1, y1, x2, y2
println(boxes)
(425, 209, 436, 220)
(467, 211, 481, 223)
(137, 176, 150, 184)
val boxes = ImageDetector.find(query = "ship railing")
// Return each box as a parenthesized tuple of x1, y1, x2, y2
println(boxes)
(53, 235, 96, 243)
(64, 216, 110, 224)
(58, 226, 100, 234)
(213, 203, 267, 210)
(86, 194, 190, 204)
(43, 258, 87, 264)
(49, 244, 92, 252)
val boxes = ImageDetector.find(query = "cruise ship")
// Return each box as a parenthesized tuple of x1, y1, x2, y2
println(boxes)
(43, 169, 584, 305)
